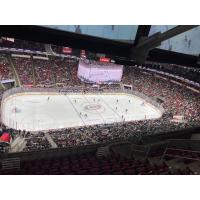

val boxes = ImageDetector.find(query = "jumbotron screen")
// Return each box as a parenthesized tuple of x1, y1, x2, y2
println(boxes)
(149, 25, 200, 55)
(77, 60, 123, 84)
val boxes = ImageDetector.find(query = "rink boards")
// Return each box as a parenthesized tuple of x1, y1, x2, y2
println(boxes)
(1, 92, 163, 132)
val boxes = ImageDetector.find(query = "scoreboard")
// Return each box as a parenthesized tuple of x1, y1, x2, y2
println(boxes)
(77, 60, 123, 84)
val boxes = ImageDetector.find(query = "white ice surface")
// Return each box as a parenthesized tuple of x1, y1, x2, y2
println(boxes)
(1, 93, 162, 131)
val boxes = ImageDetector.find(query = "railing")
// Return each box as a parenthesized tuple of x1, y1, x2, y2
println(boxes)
(0, 137, 132, 161)
(1, 157, 20, 170)
(142, 66, 200, 89)
(1, 86, 164, 110)
(167, 139, 200, 152)
(0, 47, 78, 60)
(125, 89, 165, 113)
(131, 144, 150, 159)
(162, 147, 200, 161)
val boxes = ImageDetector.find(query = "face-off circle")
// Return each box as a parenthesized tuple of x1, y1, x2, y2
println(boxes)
(85, 104, 101, 110)
(83, 103, 105, 113)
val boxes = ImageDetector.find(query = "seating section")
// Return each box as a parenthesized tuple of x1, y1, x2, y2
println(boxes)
(0, 59, 200, 152)
(34, 59, 55, 86)
(123, 67, 200, 123)
(23, 132, 51, 152)
(69, 59, 81, 86)
(164, 148, 200, 161)
(12, 57, 34, 85)
(0, 152, 173, 175)
(145, 62, 200, 84)
(0, 55, 13, 80)
(0, 151, 195, 175)
(53, 58, 71, 85)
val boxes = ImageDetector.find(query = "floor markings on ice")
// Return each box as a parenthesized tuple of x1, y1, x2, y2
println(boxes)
(82, 94, 106, 124)
(98, 95, 122, 120)
(63, 94, 86, 126)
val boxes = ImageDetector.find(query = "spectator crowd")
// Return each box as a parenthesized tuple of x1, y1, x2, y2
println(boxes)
(0, 54, 14, 80)
(0, 51, 200, 153)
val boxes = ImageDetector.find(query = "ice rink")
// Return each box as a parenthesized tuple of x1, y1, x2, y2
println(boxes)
(1, 93, 162, 131)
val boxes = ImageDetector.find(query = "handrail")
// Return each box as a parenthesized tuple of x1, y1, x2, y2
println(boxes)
(165, 147, 200, 154)
(0, 126, 199, 158)
(142, 66, 200, 88)
(163, 154, 200, 162)
(169, 138, 200, 142)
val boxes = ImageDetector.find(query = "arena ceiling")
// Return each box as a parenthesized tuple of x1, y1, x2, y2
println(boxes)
(0, 25, 199, 67)
(43, 25, 139, 43)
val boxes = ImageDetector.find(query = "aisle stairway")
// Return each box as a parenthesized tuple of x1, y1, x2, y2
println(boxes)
(0, 82, 5, 90)
(96, 146, 110, 158)
(45, 133, 57, 148)
(0, 152, 173, 175)
(1, 157, 20, 170)
(10, 136, 26, 152)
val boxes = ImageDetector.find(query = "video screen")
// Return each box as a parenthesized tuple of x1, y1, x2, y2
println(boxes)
(77, 60, 123, 84)
(43, 25, 138, 43)
(149, 25, 200, 55)
(149, 25, 176, 36)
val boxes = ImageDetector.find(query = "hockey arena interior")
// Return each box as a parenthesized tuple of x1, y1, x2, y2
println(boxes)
(0, 25, 200, 175)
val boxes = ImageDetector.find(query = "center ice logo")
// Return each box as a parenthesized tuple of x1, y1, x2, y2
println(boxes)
(83, 103, 105, 113)
(85, 104, 101, 110)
